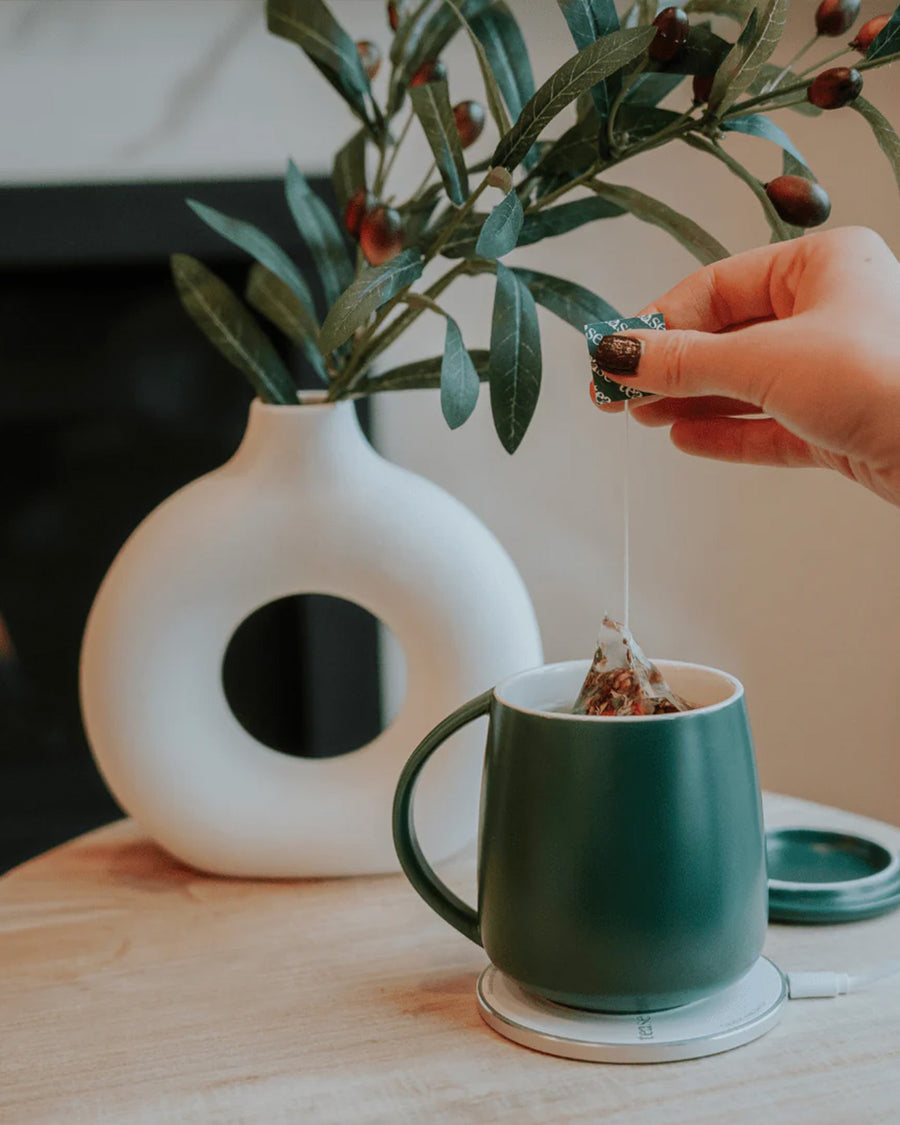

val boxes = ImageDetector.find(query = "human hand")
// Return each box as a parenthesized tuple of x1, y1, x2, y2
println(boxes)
(590, 227, 900, 507)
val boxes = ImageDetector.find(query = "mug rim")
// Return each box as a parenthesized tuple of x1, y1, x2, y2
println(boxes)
(493, 658, 744, 721)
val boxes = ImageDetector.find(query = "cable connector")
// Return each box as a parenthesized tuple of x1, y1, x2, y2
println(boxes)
(787, 971, 850, 999)
(787, 957, 900, 999)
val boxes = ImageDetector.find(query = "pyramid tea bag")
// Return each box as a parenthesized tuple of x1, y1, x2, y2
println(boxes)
(574, 617, 693, 716)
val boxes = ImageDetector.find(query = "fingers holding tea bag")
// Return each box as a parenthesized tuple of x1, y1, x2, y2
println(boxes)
(585, 314, 666, 407)
(574, 617, 693, 716)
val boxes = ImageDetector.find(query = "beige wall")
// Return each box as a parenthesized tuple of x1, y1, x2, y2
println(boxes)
(4, 0, 898, 823)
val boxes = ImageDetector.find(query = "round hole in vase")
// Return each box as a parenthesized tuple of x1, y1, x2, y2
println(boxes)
(221, 592, 408, 760)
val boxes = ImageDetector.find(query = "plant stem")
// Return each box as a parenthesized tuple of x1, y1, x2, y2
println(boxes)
(768, 34, 819, 90)
(767, 94, 814, 111)
(525, 111, 700, 216)
(352, 259, 494, 374)
(379, 111, 415, 193)
(724, 49, 900, 119)
(424, 174, 490, 262)
(620, 108, 698, 160)
(681, 133, 790, 240)
(526, 163, 602, 212)
(606, 58, 648, 157)
(400, 292, 447, 317)
(795, 43, 852, 80)
(334, 181, 491, 396)
(372, 139, 389, 199)
(724, 76, 811, 116)
(856, 48, 900, 74)
(409, 159, 437, 203)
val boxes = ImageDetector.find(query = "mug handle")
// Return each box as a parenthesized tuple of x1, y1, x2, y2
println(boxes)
(392, 689, 493, 947)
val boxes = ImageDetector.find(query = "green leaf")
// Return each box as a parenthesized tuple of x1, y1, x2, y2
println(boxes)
(489, 262, 542, 454)
(706, 8, 758, 114)
(285, 160, 354, 309)
(511, 267, 620, 329)
(624, 71, 687, 106)
(615, 104, 684, 141)
(410, 78, 470, 206)
(357, 350, 491, 393)
(471, 2, 535, 122)
(318, 249, 424, 353)
(185, 199, 319, 323)
(534, 109, 602, 175)
(849, 97, 900, 197)
(492, 26, 657, 171)
(587, 180, 730, 265)
(439, 195, 625, 257)
(171, 254, 297, 405)
(332, 129, 367, 214)
(441, 317, 481, 428)
(782, 152, 811, 180)
(267, 0, 372, 126)
(518, 196, 627, 245)
(708, 0, 788, 116)
(245, 264, 330, 383)
(557, 0, 621, 120)
(444, 0, 511, 135)
(475, 189, 524, 257)
(389, 0, 495, 113)
(684, 0, 753, 21)
(721, 114, 807, 167)
(867, 7, 900, 61)
(557, 0, 615, 49)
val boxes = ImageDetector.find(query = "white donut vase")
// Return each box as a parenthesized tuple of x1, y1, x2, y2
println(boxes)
(79, 396, 543, 877)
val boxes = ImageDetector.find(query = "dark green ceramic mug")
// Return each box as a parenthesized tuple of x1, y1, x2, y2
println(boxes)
(393, 659, 768, 1013)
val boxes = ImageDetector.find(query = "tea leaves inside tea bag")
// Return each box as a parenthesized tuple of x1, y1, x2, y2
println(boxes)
(574, 617, 693, 716)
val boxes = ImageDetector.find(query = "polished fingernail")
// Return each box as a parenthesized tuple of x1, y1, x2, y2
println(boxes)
(593, 334, 643, 375)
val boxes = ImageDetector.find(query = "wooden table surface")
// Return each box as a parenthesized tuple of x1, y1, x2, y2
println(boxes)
(2, 793, 899, 1125)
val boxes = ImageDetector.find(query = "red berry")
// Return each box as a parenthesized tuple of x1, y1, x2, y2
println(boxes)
(807, 66, 863, 108)
(359, 206, 404, 265)
(851, 13, 890, 52)
(356, 41, 382, 81)
(344, 189, 374, 240)
(452, 100, 486, 148)
(387, 0, 409, 32)
(692, 73, 714, 103)
(649, 7, 690, 62)
(409, 59, 447, 86)
(765, 175, 832, 228)
(815, 0, 861, 36)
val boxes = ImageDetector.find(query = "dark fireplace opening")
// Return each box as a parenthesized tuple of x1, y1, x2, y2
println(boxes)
(0, 178, 381, 872)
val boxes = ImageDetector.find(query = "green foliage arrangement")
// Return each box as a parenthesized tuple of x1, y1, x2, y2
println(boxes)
(172, 0, 900, 452)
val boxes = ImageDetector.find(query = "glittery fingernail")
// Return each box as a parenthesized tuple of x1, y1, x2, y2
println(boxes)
(593, 334, 643, 374)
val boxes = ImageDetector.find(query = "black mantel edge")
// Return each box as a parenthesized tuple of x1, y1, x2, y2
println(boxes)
(0, 176, 335, 271)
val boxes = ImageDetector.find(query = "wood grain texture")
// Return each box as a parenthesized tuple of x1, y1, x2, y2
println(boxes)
(2, 794, 899, 1125)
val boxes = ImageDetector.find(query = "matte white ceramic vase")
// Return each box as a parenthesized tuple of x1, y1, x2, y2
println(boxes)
(79, 394, 542, 877)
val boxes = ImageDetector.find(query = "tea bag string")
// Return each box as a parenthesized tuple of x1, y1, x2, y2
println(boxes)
(623, 401, 631, 632)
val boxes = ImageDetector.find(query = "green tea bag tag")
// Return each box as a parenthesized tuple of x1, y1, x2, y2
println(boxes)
(585, 313, 666, 404)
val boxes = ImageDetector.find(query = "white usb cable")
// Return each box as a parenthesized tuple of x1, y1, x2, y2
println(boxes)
(787, 958, 900, 999)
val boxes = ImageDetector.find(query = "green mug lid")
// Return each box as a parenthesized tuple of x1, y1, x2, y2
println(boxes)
(766, 826, 900, 924)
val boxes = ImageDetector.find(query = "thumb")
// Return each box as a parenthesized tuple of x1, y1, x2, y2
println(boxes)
(591, 322, 781, 407)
